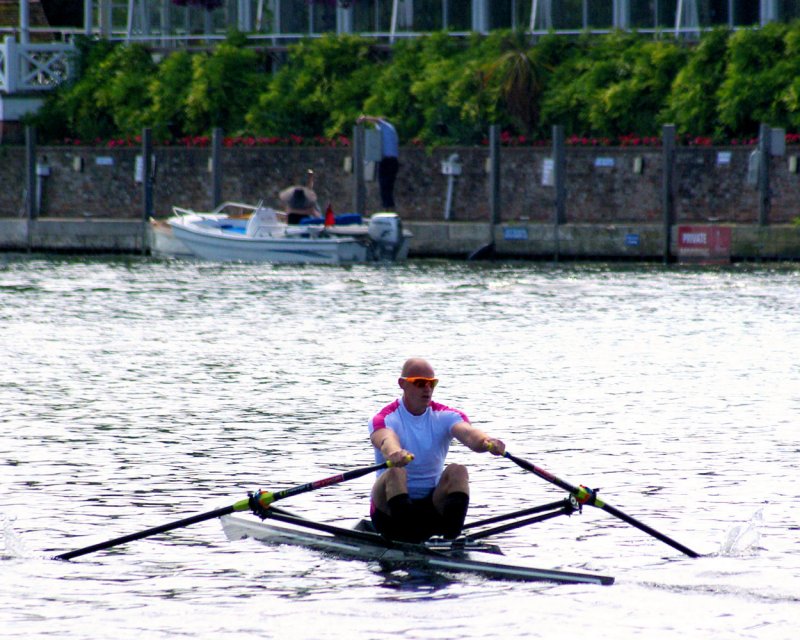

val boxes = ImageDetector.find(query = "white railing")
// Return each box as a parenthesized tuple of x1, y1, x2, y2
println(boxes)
(0, 37, 74, 93)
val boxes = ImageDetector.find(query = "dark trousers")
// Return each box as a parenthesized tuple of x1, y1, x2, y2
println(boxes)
(377, 156, 399, 209)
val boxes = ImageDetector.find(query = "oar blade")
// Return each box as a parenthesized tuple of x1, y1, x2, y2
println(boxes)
(600, 502, 700, 558)
(502, 451, 701, 558)
(55, 461, 387, 561)
(55, 504, 237, 561)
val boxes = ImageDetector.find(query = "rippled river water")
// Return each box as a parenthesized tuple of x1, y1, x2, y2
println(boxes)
(1, 255, 799, 640)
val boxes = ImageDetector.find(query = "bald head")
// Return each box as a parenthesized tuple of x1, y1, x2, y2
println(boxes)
(401, 358, 435, 378)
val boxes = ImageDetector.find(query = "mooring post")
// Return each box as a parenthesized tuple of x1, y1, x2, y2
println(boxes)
(758, 122, 771, 227)
(353, 123, 366, 216)
(552, 125, 565, 261)
(25, 125, 36, 252)
(141, 127, 153, 254)
(489, 124, 501, 227)
(211, 127, 223, 208)
(662, 124, 676, 263)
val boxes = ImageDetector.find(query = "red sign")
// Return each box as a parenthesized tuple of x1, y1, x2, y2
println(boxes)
(677, 225, 732, 261)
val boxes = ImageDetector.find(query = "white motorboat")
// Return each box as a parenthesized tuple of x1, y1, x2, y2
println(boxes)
(160, 201, 411, 264)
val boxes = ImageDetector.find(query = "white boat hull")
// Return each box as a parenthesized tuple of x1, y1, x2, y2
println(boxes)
(170, 222, 369, 264)
(220, 514, 615, 585)
(162, 204, 410, 264)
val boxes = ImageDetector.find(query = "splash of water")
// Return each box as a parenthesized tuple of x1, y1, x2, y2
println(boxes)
(1, 513, 31, 559)
(718, 508, 763, 556)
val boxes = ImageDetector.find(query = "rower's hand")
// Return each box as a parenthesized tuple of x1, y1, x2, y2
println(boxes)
(386, 450, 414, 467)
(483, 439, 506, 456)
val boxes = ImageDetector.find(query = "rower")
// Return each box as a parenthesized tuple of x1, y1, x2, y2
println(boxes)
(368, 357, 506, 544)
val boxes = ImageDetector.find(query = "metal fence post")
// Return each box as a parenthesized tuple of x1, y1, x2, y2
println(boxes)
(466, 125, 499, 260)
(552, 125, 565, 260)
(353, 123, 365, 215)
(662, 124, 676, 263)
(489, 124, 500, 225)
(553, 125, 565, 225)
(25, 125, 35, 251)
(211, 127, 223, 208)
(758, 122, 771, 226)
(142, 127, 153, 254)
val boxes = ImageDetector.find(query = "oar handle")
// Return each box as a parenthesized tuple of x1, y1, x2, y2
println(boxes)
(502, 451, 580, 496)
(388, 454, 414, 467)
(501, 450, 701, 558)
(248, 461, 390, 510)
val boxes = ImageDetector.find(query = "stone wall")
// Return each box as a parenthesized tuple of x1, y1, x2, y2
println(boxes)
(0, 144, 798, 225)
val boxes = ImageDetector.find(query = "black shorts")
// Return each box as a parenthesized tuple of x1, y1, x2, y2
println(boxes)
(371, 492, 445, 543)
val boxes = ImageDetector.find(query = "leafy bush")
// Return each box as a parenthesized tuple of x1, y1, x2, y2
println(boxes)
(661, 27, 731, 139)
(536, 31, 685, 137)
(245, 33, 377, 138)
(92, 44, 158, 138)
(27, 39, 152, 141)
(359, 37, 428, 141)
(22, 27, 800, 147)
(405, 32, 491, 144)
(590, 36, 687, 137)
(716, 23, 788, 137)
(774, 21, 800, 132)
(186, 33, 270, 135)
(145, 51, 194, 140)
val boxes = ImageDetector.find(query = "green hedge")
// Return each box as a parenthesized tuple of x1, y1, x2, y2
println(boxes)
(26, 25, 800, 146)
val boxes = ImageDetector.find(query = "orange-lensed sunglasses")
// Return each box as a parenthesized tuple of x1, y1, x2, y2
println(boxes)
(401, 376, 439, 389)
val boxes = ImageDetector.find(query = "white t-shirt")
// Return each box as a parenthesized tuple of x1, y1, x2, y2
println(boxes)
(368, 398, 469, 498)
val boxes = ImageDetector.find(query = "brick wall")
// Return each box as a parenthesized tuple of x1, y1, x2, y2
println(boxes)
(0, 144, 797, 224)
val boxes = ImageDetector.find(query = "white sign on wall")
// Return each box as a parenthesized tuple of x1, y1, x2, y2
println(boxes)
(542, 158, 554, 186)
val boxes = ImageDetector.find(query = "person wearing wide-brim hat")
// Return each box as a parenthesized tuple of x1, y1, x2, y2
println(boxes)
(279, 185, 319, 225)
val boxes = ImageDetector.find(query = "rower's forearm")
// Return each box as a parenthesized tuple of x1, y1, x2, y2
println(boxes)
(465, 431, 504, 454)
(465, 430, 491, 452)
(375, 430, 402, 457)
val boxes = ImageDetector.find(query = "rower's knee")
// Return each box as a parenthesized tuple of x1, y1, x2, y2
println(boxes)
(440, 463, 469, 492)
(384, 465, 408, 488)
(373, 466, 408, 506)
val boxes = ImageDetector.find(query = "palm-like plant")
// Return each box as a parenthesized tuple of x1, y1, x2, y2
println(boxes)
(483, 44, 547, 135)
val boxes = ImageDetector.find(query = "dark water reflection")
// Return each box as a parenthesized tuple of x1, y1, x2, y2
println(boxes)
(1, 256, 799, 639)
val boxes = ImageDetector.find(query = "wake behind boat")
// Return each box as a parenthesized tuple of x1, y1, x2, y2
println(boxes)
(159, 201, 411, 264)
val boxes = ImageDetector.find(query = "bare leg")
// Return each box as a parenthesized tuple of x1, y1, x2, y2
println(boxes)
(371, 467, 408, 513)
(432, 463, 469, 510)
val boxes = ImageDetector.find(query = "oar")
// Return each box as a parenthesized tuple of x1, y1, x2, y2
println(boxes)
(55, 461, 390, 561)
(500, 450, 701, 558)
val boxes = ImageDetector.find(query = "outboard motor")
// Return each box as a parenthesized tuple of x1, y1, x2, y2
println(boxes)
(367, 213, 404, 260)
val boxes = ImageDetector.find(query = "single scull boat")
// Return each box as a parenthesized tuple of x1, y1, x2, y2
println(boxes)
(54, 454, 699, 582)
(221, 504, 615, 586)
